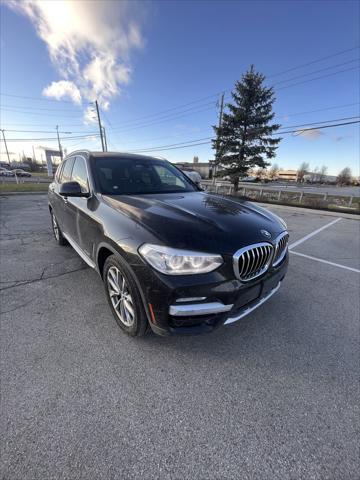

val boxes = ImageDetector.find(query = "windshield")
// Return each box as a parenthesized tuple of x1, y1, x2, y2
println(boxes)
(92, 157, 198, 195)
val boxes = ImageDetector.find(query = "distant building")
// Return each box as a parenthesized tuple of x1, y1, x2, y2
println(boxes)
(303, 173, 337, 183)
(276, 169, 298, 181)
(175, 161, 211, 179)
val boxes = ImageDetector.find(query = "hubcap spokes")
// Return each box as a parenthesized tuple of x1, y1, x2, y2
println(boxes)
(52, 215, 59, 240)
(107, 266, 135, 327)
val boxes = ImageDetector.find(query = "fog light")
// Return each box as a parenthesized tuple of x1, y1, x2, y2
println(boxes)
(176, 297, 207, 303)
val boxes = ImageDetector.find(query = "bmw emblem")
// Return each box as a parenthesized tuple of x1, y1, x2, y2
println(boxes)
(261, 229, 271, 239)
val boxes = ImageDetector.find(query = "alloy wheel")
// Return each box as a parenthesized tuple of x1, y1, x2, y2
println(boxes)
(52, 214, 60, 241)
(107, 266, 135, 327)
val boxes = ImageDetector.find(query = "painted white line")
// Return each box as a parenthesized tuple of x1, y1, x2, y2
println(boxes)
(288, 217, 342, 250)
(290, 250, 360, 273)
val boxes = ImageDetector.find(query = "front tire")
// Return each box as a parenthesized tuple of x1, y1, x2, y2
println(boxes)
(51, 211, 67, 246)
(103, 254, 149, 337)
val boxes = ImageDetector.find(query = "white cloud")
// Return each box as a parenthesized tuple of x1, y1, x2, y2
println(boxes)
(296, 128, 323, 140)
(43, 80, 81, 104)
(7, 0, 145, 110)
(83, 106, 97, 125)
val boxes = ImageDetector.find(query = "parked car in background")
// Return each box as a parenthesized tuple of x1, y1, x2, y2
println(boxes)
(0, 168, 15, 177)
(181, 169, 202, 186)
(48, 151, 289, 337)
(240, 176, 257, 182)
(12, 169, 32, 177)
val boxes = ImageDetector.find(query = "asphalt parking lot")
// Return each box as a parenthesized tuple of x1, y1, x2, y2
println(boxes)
(1, 194, 359, 480)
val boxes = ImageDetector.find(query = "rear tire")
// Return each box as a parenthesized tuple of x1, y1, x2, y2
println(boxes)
(51, 210, 67, 246)
(103, 254, 149, 337)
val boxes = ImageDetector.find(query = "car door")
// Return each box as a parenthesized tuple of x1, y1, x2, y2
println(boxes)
(50, 157, 75, 235)
(67, 155, 101, 261)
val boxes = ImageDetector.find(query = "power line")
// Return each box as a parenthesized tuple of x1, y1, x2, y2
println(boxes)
(1, 46, 358, 137)
(109, 105, 216, 133)
(0, 104, 82, 112)
(278, 115, 359, 129)
(272, 59, 359, 85)
(4, 103, 357, 136)
(0, 121, 91, 127)
(127, 118, 360, 153)
(267, 46, 359, 78)
(123, 116, 359, 153)
(277, 66, 359, 91)
(86, 63, 359, 132)
(0, 107, 83, 117)
(109, 95, 220, 129)
(276, 102, 359, 118)
(278, 120, 360, 135)
(108, 102, 217, 130)
(1, 133, 100, 142)
(0, 93, 74, 103)
(0, 45, 358, 119)
(116, 46, 358, 129)
(2, 129, 96, 134)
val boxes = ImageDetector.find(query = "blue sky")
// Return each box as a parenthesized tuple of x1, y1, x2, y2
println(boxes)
(0, 0, 359, 175)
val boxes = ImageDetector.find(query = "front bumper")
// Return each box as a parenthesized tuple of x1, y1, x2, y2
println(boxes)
(133, 251, 288, 336)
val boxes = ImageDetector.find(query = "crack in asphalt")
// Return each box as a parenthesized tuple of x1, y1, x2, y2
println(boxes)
(0, 230, 51, 238)
(0, 265, 88, 294)
(0, 295, 42, 315)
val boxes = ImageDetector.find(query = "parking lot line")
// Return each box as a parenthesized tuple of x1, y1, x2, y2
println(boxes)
(290, 250, 360, 273)
(288, 217, 342, 250)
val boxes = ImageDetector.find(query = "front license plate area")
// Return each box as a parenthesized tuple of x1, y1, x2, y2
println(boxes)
(234, 283, 261, 310)
(261, 271, 283, 297)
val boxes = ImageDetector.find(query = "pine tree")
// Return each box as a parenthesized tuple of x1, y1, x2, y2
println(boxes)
(213, 65, 281, 190)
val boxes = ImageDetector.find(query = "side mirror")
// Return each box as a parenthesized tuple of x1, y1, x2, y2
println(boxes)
(60, 181, 88, 197)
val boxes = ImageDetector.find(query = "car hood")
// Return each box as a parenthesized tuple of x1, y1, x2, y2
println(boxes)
(103, 192, 286, 254)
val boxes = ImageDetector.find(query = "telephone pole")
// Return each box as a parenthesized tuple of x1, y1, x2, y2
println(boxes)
(56, 125, 63, 159)
(1, 129, 11, 165)
(214, 92, 225, 181)
(102, 126, 108, 152)
(95, 100, 105, 152)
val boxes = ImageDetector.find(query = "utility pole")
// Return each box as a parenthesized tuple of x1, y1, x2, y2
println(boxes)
(56, 125, 63, 159)
(95, 100, 105, 152)
(1, 130, 11, 165)
(213, 92, 225, 182)
(102, 126, 108, 152)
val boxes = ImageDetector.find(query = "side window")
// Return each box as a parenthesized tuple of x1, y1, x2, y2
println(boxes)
(154, 165, 187, 188)
(55, 162, 64, 182)
(71, 157, 89, 193)
(60, 158, 74, 183)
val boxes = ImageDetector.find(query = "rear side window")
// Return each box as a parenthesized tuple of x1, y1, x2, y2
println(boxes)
(60, 158, 74, 183)
(55, 162, 64, 182)
(71, 157, 89, 193)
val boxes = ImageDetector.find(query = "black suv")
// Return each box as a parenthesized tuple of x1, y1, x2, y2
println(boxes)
(48, 151, 288, 336)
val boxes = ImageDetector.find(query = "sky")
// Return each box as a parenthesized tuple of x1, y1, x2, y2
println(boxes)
(0, 0, 359, 175)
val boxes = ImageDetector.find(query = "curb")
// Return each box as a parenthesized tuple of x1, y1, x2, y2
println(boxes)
(0, 191, 48, 196)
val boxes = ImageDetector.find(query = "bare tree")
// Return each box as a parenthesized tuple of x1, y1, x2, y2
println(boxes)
(297, 162, 309, 182)
(319, 165, 328, 183)
(310, 166, 319, 182)
(193, 156, 199, 164)
(269, 163, 279, 180)
(337, 167, 352, 186)
(255, 167, 266, 180)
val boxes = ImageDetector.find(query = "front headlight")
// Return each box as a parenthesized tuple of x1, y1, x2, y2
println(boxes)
(139, 244, 223, 275)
